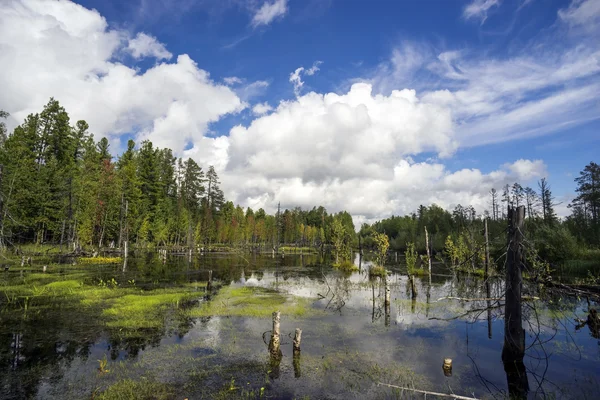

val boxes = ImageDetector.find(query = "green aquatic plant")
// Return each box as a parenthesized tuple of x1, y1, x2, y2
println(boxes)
(96, 378, 172, 400)
(80, 256, 123, 264)
(98, 354, 110, 374)
(188, 286, 315, 318)
(102, 290, 195, 329)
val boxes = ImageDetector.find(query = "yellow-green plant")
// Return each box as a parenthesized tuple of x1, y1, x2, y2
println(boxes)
(98, 354, 110, 374)
(373, 232, 389, 267)
(405, 242, 418, 275)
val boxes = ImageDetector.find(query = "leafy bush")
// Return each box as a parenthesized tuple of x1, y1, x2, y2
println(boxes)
(533, 224, 578, 262)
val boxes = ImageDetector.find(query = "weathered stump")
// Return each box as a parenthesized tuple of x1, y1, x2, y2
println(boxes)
(293, 328, 302, 354)
(268, 311, 282, 359)
(443, 358, 452, 376)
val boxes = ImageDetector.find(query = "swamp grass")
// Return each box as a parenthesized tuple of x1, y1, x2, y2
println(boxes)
(96, 378, 173, 400)
(369, 265, 387, 278)
(188, 286, 315, 318)
(79, 256, 123, 264)
(332, 260, 358, 272)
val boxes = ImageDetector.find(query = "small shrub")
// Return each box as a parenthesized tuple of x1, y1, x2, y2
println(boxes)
(369, 265, 387, 278)
(333, 260, 358, 272)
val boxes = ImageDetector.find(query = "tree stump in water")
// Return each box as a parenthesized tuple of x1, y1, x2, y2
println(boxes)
(443, 358, 452, 376)
(293, 328, 302, 354)
(268, 311, 282, 380)
(268, 311, 282, 359)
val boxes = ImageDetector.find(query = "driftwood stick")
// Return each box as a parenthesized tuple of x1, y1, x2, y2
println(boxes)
(436, 296, 539, 302)
(377, 382, 479, 400)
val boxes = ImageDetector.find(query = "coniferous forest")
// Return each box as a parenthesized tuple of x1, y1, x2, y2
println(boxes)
(0, 99, 356, 252)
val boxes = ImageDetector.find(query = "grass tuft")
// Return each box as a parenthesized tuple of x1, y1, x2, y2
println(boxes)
(96, 378, 172, 400)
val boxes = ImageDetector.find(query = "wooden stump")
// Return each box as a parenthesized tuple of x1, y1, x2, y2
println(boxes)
(443, 358, 452, 376)
(268, 311, 282, 359)
(293, 328, 302, 354)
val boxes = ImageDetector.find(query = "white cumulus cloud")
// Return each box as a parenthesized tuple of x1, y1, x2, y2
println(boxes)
(252, 102, 273, 115)
(126, 32, 172, 60)
(0, 0, 244, 154)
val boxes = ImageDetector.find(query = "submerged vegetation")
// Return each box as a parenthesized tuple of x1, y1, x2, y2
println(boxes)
(189, 286, 314, 318)
(96, 378, 173, 400)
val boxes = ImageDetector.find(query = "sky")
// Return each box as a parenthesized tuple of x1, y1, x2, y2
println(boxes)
(0, 0, 598, 226)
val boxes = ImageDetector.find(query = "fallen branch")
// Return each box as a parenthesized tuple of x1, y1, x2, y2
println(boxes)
(377, 382, 479, 400)
(436, 296, 539, 302)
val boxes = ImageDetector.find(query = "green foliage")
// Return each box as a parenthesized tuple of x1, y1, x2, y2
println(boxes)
(0, 99, 354, 252)
(405, 242, 418, 275)
(533, 223, 578, 262)
(373, 232, 389, 266)
(369, 265, 387, 278)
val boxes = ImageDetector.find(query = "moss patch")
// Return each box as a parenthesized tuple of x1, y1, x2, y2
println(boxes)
(188, 286, 314, 318)
(80, 256, 123, 264)
(102, 290, 196, 329)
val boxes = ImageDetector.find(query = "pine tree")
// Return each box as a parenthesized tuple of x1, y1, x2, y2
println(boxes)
(538, 178, 557, 224)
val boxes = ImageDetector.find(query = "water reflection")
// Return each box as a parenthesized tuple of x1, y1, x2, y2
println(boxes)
(0, 252, 598, 399)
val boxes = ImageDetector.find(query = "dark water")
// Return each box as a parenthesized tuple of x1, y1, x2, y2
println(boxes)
(1, 253, 599, 399)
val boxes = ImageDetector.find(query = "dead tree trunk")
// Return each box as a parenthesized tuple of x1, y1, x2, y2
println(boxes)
(268, 311, 282, 379)
(385, 280, 391, 327)
(502, 206, 528, 399)
(0, 165, 4, 251)
(484, 218, 490, 278)
(425, 226, 432, 279)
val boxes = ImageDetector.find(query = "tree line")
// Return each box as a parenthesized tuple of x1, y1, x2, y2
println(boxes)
(0, 99, 356, 252)
(360, 162, 600, 266)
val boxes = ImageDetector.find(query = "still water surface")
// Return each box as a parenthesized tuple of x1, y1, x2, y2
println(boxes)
(1, 253, 598, 399)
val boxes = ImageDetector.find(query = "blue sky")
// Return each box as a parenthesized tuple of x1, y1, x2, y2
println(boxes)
(0, 0, 598, 223)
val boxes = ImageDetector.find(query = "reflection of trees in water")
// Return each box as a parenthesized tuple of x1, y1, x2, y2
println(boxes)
(0, 291, 196, 399)
(318, 273, 351, 314)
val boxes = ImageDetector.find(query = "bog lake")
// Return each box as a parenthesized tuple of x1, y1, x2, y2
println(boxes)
(1, 252, 599, 399)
